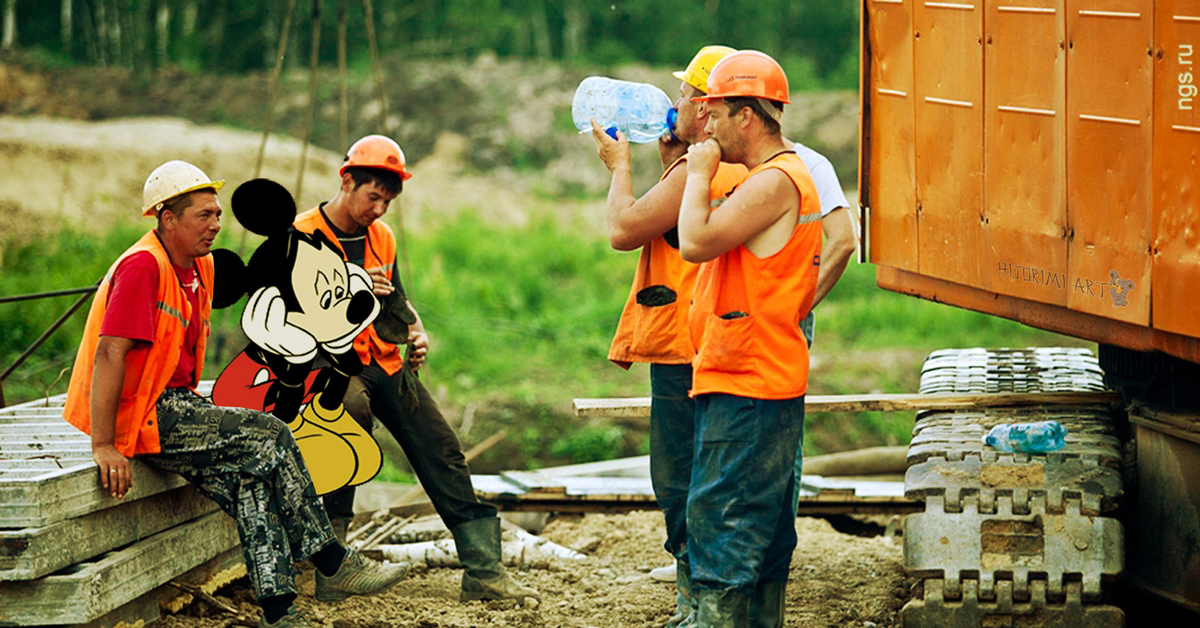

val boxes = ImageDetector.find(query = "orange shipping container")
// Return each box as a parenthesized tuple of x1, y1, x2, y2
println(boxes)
(861, 0, 1200, 363)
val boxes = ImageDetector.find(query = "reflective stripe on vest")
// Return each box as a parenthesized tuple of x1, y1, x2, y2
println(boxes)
(63, 230, 214, 457)
(688, 152, 823, 400)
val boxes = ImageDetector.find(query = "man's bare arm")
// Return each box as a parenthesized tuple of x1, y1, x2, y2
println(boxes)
(91, 336, 137, 499)
(811, 207, 857, 308)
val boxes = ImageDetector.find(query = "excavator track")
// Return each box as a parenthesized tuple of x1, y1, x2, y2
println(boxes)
(901, 348, 1127, 627)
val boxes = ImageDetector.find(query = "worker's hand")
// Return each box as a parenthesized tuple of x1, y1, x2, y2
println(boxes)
(658, 133, 687, 170)
(368, 268, 394, 297)
(93, 444, 132, 499)
(405, 330, 429, 372)
(242, 286, 318, 364)
(590, 118, 630, 173)
(686, 139, 721, 181)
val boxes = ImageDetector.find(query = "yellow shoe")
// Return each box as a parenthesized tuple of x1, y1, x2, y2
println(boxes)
(303, 393, 383, 487)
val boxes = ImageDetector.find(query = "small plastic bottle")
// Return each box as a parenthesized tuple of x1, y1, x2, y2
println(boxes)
(983, 420, 1068, 453)
(572, 76, 676, 143)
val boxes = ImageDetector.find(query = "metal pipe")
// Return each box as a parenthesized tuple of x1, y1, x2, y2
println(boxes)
(0, 286, 97, 305)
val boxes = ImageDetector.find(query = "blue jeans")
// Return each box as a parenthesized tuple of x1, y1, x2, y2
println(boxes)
(688, 393, 805, 594)
(649, 363, 695, 562)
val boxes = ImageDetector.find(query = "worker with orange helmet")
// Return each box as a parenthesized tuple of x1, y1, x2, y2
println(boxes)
(677, 50, 823, 627)
(64, 160, 410, 628)
(293, 135, 541, 607)
(588, 45, 747, 628)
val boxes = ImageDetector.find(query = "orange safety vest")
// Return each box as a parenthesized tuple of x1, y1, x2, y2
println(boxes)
(689, 152, 823, 400)
(64, 231, 214, 456)
(608, 158, 747, 368)
(294, 207, 404, 375)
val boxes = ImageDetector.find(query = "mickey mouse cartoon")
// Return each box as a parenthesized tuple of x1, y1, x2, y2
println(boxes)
(210, 178, 383, 495)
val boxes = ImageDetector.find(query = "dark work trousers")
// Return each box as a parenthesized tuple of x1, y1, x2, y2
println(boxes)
(687, 393, 805, 595)
(143, 388, 336, 601)
(648, 363, 695, 564)
(322, 360, 497, 531)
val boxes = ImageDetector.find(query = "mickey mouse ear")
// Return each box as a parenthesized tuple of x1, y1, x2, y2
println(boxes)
(231, 178, 297, 237)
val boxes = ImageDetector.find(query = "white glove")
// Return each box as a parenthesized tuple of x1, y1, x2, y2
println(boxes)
(241, 286, 319, 364)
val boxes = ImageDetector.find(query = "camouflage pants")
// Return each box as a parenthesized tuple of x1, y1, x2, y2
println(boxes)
(142, 388, 336, 600)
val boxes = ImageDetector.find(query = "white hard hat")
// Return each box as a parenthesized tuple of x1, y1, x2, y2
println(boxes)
(141, 160, 226, 216)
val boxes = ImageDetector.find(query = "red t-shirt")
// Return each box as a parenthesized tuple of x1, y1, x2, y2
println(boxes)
(100, 251, 201, 388)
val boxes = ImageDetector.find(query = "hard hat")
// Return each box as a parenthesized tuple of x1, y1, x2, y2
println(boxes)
(673, 45, 737, 94)
(141, 160, 225, 216)
(694, 50, 791, 105)
(340, 134, 413, 181)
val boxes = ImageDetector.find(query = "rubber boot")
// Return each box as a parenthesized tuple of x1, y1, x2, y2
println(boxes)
(666, 559, 696, 628)
(451, 517, 541, 606)
(694, 588, 750, 628)
(747, 580, 786, 628)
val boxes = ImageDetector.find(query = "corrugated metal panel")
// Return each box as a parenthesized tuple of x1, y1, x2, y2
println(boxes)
(984, 1, 1070, 306)
(914, 1, 987, 287)
(866, 0, 919, 270)
(1152, 3, 1200, 337)
(1065, 0, 1154, 324)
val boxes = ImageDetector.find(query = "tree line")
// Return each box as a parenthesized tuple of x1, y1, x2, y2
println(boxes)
(0, 0, 860, 88)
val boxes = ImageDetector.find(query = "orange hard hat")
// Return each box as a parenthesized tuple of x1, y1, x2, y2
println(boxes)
(341, 135, 413, 181)
(693, 50, 791, 105)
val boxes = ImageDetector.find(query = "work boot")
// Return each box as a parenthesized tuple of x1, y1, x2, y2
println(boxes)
(451, 517, 542, 605)
(315, 547, 410, 602)
(747, 580, 786, 627)
(694, 588, 751, 628)
(260, 606, 316, 627)
(665, 559, 696, 628)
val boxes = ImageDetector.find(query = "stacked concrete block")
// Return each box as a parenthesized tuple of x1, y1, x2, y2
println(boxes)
(0, 384, 242, 627)
(902, 348, 1126, 627)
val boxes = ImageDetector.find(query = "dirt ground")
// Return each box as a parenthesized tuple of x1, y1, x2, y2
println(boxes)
(156, 511, 912, 628)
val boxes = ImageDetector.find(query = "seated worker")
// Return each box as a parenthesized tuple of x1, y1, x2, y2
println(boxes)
(63, 160, 410, 628)
(677, 51, 822, 627)
(294, 135, 540, 606)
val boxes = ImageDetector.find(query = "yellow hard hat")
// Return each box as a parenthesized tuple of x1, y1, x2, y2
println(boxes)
(141, 160, 225, 216)
(673, 45, 738, 94)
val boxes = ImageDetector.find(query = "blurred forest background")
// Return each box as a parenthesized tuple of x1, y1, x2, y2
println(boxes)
(0, 0, 859, 87)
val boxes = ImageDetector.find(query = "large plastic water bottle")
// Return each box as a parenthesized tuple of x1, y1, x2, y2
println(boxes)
(572, 76, 676, 143)
(983, 420, 1068, 453)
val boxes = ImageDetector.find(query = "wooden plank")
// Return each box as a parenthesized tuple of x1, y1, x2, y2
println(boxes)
(0, 511, 239, 626)
(573, 391, 1123, 419)
(0, 461, 189, 529)
(498, 470, 568, 494)
(0, 485, 219, 581)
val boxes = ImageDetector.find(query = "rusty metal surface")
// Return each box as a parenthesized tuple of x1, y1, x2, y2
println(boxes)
(1066, 0, 1154, 324)
(913, 1, 987, 288)
(1126, 418, 1200, 613)
(984, 0, 1069, 307)
(1152, 2, 1200, 338)
(865, 0, 919, 270)
(877, 265, 1200, 364)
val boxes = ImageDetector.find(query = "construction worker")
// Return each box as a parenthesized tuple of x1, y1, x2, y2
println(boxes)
(590, 45, 746, 628)
(294, 135, 540, 606)
(63, 160, 410, 628)
(678, 51, 821, 627)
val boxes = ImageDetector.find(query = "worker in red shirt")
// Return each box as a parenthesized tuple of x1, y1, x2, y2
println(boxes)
(64, 161, 409, 628)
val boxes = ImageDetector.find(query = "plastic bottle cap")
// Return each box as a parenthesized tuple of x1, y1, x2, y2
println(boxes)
(606, 126, 618, 140)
